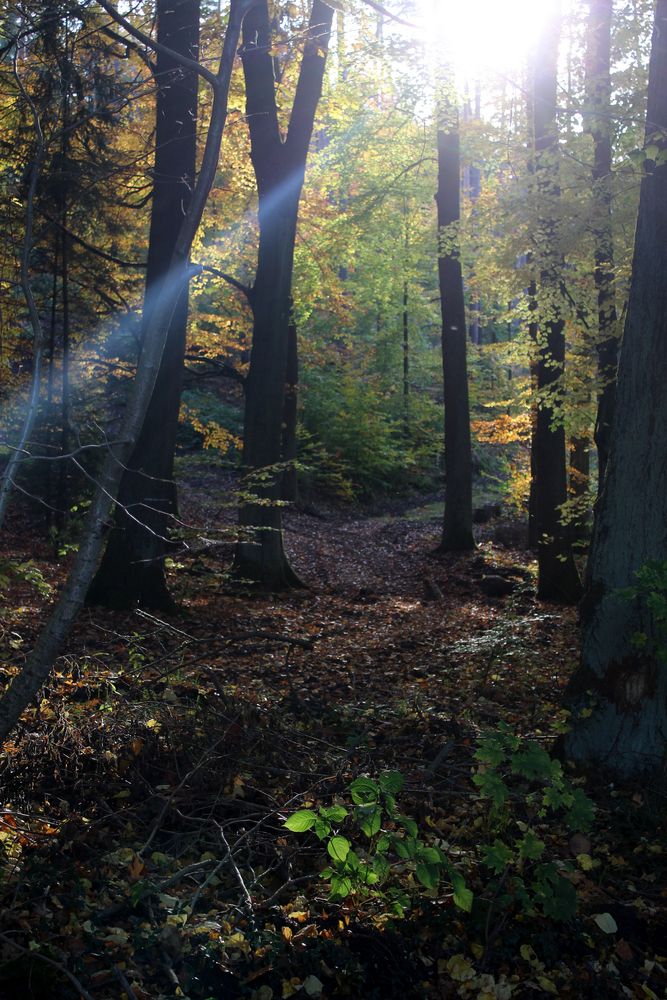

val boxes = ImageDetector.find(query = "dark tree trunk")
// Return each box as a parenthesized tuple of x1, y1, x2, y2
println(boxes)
(532, 1, 581, 602)
(436, 113, 475, 552)
(0, 0, 249, 742)
(281, 319, 299, 503)
(402, 280, 409, 435)
(563, 2, 667, 777)
(87, 0, 199, 610)
(233, 0, 333, 588)
(587, 0, 619, 491)
(569, 432, 591, 544)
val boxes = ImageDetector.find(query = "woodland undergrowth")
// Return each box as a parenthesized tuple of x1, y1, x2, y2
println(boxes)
(0, 491, 665, 1000)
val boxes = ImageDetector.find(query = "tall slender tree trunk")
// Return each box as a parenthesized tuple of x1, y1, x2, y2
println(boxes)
(87, 0, 199, 610)
(436, 106, 475, 552)
(281, 319, 299, 503)
(564, 2, 667, 776)
(532, 1, 581, 602)
(0, 0, 251, 743)
(233, 0, 334, 588)
(587, 0, 618, 491)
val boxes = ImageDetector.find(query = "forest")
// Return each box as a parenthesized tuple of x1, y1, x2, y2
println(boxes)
(0, 0, 666, 996)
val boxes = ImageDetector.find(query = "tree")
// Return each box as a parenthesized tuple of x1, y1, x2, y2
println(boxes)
(563, 1, 667, 776)
(531, 0, 581, 603)
(0, 0, 251, 743)
(586, 0, 619, 490)
(436, 100, 475, 553)
(86, 0, 200, 610)
(233, 0, 334, 588)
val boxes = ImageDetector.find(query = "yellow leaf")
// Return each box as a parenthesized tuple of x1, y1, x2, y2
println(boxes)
(446, 954, 476, 982)
(577, 853, 594, 871)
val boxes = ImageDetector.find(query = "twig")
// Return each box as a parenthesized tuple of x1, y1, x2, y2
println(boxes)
(0, 932, 95, 1000)
(112, 964, 139, 1000)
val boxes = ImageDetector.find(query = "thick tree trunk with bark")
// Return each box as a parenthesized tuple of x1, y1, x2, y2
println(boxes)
(564, 2, 667, 777)
(233, 0, 333, 588)
(87, 0, 199, 610)
(587, 0, 619, 491)
(532, 2, 581, 602)
(436, 116, 475, 553)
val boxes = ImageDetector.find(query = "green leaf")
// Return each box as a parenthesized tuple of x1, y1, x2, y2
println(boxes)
(416, 846, 442, 864)
(473, 770, 509, 808)
(416, 863, 440, 890)
(350, 777, 380, 805)
(453, 884, 474, 913)
(378, 770, 404, 795)
(356, 804, 382, 837)
(314, 817, 331, 840)
(320, 805, 348, 823)
(511, 745, 553, 780)
(518, 829, 546, 861)
(284, 809, 317, 833)
(565, 788, 595, 832)
(483, 839, 514, 874)
(330, 875, 353, 899)
(327, 836, 351, 863)
(396, 814, 418, 838)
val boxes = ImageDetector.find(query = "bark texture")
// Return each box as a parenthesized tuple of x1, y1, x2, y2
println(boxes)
(564, 2, 667, 776)
(587, 0, 619, 491)
(532, 1, 581, 602)
(87, 0, 199, 610)
(233, 0, 333, 588)
(436, 116, 475, 552)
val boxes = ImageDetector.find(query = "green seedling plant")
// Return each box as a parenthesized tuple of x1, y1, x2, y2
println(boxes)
(473, 724, 595, 921)
(284, 770, 472, 917)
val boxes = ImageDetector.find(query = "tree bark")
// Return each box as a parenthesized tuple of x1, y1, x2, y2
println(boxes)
(233, 0, 333, 588)
(563, 2, 667, 777)
(0, 0, 251, 743)
(586, 0, 619, 491)
(87, 0, 199, 610)
(436, 110, 475, 552)
(532, 0, 581, 602)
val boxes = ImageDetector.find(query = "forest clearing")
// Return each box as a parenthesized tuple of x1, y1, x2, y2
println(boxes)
(1, 0, 666, 996)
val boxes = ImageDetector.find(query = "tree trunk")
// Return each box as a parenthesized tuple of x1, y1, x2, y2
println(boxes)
(0, 0, 250, 743)
(233, 0, 334, 588)
(586, 0, 619, 491)
(281, 319, 299, 503)
(436, 111, 475, 552)
(563, 2, 667, 777)
(532, 1, 581, 602)
(569, 431, 591, 545)
(87, 0, 199, 610)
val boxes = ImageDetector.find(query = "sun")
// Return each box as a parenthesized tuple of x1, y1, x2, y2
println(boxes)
(419, 0, 557, 81)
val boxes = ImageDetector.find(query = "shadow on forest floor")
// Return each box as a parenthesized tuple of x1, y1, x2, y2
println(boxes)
(0, 480, 665, 999)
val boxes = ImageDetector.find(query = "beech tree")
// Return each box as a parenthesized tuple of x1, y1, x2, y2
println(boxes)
(436, 101, 474, 552)
(531, 0, 581, 603)
(87, 0, 200, 610)
(564, 0, 667, 776)
(586, 0, 618, 489)
(233, 0, 334, 588)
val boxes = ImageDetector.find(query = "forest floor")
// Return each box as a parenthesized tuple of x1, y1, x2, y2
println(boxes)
(0, 464, 666, 1000)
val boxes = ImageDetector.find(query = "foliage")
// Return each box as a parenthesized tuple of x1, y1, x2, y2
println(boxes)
(618, 560, 667, 663)
(284, 770, 472, 915)
(473, 723, 594, 921)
